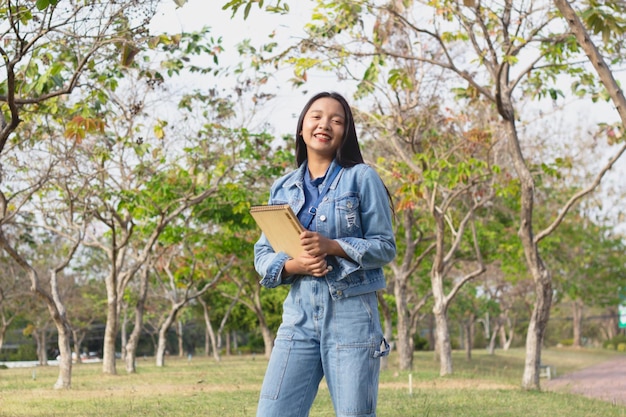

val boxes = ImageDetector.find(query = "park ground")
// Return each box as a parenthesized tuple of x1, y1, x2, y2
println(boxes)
(0, 348, 625, 416)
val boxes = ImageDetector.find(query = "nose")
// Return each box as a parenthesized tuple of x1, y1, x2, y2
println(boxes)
(317, 118, 331, 130)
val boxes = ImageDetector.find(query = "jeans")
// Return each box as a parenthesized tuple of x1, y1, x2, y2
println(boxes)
(256, 278, 389, 417)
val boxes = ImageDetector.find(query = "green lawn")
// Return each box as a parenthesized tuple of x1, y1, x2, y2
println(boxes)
(0, 348, 624, 417)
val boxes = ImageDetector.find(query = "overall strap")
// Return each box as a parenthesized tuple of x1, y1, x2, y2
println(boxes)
(300, 164, 342, 229)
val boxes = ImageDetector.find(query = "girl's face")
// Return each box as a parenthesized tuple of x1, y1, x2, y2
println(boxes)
(300, 97, 345, 161)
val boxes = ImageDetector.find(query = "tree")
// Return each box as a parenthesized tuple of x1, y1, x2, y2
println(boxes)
(67, 279, 107, 363)
(549, 215, 626, 347)
(365, 82, 500, 375)
(152, 244, 232, 367)
(384, 207, 433, 371)
(1, 144, 88, 388)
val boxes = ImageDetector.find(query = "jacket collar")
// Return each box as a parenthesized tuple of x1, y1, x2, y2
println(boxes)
(284, 159, 343, 189)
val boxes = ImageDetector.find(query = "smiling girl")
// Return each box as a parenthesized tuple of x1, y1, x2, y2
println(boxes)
(254, 92, 396, 417)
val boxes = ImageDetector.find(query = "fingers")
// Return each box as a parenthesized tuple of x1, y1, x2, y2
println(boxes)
(294, 253, 329, 277)
(300, 231, 329, 257)
(305, 255, 328, 277)
(297, 232, 333, 276)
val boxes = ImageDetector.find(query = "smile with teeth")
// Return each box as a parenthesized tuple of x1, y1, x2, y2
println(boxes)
(314, 132, 331, 141)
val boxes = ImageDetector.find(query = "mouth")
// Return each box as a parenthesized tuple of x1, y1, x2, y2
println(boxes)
(314, 133, 331, 142)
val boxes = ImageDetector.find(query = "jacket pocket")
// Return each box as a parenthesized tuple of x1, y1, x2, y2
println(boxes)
(335, 194, 361, 235)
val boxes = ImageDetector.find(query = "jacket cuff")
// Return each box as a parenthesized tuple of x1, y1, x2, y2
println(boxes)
(334, 239, 368, 278)
(259, 252, 291, 288)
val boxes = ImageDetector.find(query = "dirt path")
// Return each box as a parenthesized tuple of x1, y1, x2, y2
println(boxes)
(544, 355, 626, 405)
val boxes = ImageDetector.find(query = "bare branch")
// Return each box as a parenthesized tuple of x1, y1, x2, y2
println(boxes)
(536, 141, 626, 242)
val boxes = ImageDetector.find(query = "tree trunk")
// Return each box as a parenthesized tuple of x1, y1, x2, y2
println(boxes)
(199, 297, 220, 361)
(603, 308, 619, 340)
(488, 321, 501, 355)
(433, 300, 452, 376)
(430, 205, 453, 376)
(205, 326, 210, 356)
(120, 303, 129, 361)
(177, 320, 184, 357)
(260, 324, 273, 358)
(206, 316, 220, 360)
(72, 329, 85, 364)
(53, 320, 73, 389)
(155, 313, 175, 367)
(521, 267, 552, 390)
(386, 209, 430, 371)
(427, 314, 436, 351)
(125, 266, 149, 373)
(124, 314, 141, 373)
(156, 305, 181, 367)
(431, 209, 451, 376)
(35, 329, 48, 366)
(499, 317, 515, 351)
(233, 330, 239, 352)
(572, 300, 584, 348)
(47, 268, 74, 389)
(496, 87, 553, 389)
(394, 281, 413, 370)
(102, 280, 118, 375)
(465, 315, 474, 361)
(251, 289, 273, 359)
(124, 328, 139, 372)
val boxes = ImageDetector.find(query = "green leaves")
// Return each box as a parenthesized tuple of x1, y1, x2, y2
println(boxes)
(35, 0, 59, 11)
(222, 0, 289, 19)
(581, 1, 626, 44)
(149, 29, 224, 77)
(356, 57, 382, 99)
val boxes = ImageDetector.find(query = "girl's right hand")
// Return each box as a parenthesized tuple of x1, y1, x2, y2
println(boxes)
(284, 252, 329, 277)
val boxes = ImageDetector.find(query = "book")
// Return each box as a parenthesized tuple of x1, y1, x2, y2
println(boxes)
(250, 204, 305, 258)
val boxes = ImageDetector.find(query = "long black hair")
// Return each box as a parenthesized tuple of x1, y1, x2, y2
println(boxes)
(295, 91, 364, 168)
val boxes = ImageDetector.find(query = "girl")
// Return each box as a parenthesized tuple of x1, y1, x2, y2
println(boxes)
(254, 91, 396, 417)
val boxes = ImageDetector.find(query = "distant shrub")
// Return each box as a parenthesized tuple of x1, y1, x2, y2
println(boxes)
(604, 335, 626, 350)
(617, 343, 626, 352)
(0, 364, 7, 370)
(9, 344, 37, 361)
(559, 339, 573, 347)
(413, 334, 430, 351)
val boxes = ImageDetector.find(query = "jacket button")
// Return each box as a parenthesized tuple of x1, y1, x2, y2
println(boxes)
(319, 215, 327, 222)
(327, 265, 333, 272)
(336, 290, 342, 296)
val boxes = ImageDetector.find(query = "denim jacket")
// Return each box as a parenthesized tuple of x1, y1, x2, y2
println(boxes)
(254, 159, 396, 300)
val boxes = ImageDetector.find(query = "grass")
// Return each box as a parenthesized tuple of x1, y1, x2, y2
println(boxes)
(0, 348, 624, 416)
